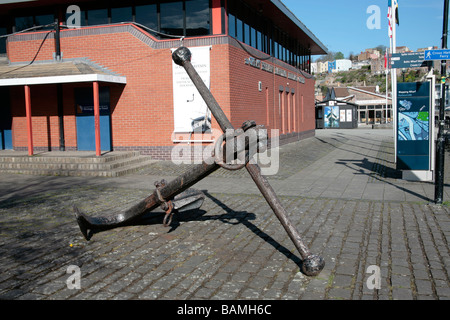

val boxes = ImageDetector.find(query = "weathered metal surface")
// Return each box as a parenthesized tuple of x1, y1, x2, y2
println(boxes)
(74, 46, 325, 276)
(172, 47, 324, 276)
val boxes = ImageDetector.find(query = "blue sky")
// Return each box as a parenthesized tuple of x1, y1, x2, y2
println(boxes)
(282, 0, 446, 60)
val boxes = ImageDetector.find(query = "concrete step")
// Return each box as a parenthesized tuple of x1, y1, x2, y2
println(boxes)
(0, 151, 141, 164)
(0, 151, 157, 177)
(0, 155, 149, 170)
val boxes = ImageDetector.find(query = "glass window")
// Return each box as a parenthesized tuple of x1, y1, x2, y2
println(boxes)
(185, 0, 210, 36)
(15, 16, 34, 32)
(257, 31, 262, 51)
(236, 18, 243, 42)
(244, 23, 250, 45)
(87, 8, 108, 26)
(0, 27, 6, 54)
(35, 14, 54, 29)
(250, 27, 256, 48)
(111, 7, 133, 24)
(228, 14, 236, 37)
(135, 4, 158, 32)
(160, 1, 184, 37)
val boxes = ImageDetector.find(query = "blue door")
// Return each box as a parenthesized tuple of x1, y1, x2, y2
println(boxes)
(76, 114, 111, 151)
(0, 87, 13, 150)
(75, 87, 112, 151)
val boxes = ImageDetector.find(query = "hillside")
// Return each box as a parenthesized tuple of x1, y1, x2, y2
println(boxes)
(314, 67, 433, 97)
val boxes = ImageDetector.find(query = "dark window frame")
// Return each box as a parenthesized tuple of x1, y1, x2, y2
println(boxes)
(226, 0, 311, 72)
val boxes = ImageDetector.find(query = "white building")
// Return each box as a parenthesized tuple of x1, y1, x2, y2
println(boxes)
(311, 61, 327, 74)
(352, 61, 369, 70)
(326, 59, 352, 73)
(335, 59, 352, 72)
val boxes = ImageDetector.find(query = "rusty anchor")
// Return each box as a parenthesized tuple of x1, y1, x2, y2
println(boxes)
(74, 47, 324, 276)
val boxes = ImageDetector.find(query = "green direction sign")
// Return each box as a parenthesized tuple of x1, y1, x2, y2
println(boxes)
(390, 52, 430, 69)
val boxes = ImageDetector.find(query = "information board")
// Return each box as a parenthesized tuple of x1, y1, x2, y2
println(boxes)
(396, 82, 431, 170)
(172, 46, 211, 133)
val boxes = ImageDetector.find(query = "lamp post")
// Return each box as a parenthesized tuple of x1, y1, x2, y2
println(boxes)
(435, 0, 449, 204)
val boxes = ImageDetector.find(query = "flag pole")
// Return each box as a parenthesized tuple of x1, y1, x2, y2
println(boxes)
(391, 0, 398, 163)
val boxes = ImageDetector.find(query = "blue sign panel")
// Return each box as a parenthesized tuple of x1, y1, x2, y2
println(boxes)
(397, 82, 431, 171)
(424, 49, 450, 61)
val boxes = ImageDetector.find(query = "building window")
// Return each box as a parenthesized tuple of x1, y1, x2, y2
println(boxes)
(135, 4, 158, 32)
(87, 8, 108, 26)
(0, 27, 6, 54)
(236, 18, 243, 42)
(228, 13, 236, 37)
(111, 6, 133, 24)
(11, 1, 212, 41)
(185, 0, 210, 36)
(15, 13, 55, 32)
(160, 1, 184, 37)
(244, 23, 250, 45)
(35, 14, 54, 29)
(226, 0, 310, 72)
(250, 27, 256, 48)
(15, 16, 36, 31)
(256, 30, 262, 51)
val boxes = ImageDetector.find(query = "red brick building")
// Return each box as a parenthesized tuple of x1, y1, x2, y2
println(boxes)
(0, 0, 327, 159)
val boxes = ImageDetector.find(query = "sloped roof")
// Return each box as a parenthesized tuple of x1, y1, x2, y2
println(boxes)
(0, 58, 126, 86)
(333, 87, 350, 98)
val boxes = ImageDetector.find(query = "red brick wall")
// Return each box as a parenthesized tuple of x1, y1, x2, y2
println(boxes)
(227, 43, 315, 136)
(7, 26, 315, 157)
(9, 84, 77, 150)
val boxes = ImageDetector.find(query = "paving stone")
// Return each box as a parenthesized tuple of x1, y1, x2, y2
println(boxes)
(0, 129, 448, 301)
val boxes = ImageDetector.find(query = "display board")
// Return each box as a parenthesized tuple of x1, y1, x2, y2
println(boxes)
(172, 46, 211, 133)
(396, 82, 431, 171)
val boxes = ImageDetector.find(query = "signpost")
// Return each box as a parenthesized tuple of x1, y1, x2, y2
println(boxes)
(390, 52, 431, 69)
(434, 0, 449, 204)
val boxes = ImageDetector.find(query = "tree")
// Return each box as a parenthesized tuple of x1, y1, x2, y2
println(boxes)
(315, 51, 335, 62)
(348, 51, 356, 61)
(334, 52, 344, 60)
(375, 45, 388, 55)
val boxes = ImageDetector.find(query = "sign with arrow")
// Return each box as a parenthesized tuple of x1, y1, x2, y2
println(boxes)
(424, 49, 450, 61)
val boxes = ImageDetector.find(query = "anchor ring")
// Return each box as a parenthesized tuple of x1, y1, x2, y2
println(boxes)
(213, 128, 247, 171)
(163, 201, 174, 227)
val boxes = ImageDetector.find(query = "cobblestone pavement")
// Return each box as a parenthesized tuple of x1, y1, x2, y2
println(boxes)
(0, 129, 449, 300)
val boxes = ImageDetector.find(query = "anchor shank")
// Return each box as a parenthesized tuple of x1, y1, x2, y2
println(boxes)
(173, 47, 324, 275)
(245, 162, 311, 260)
